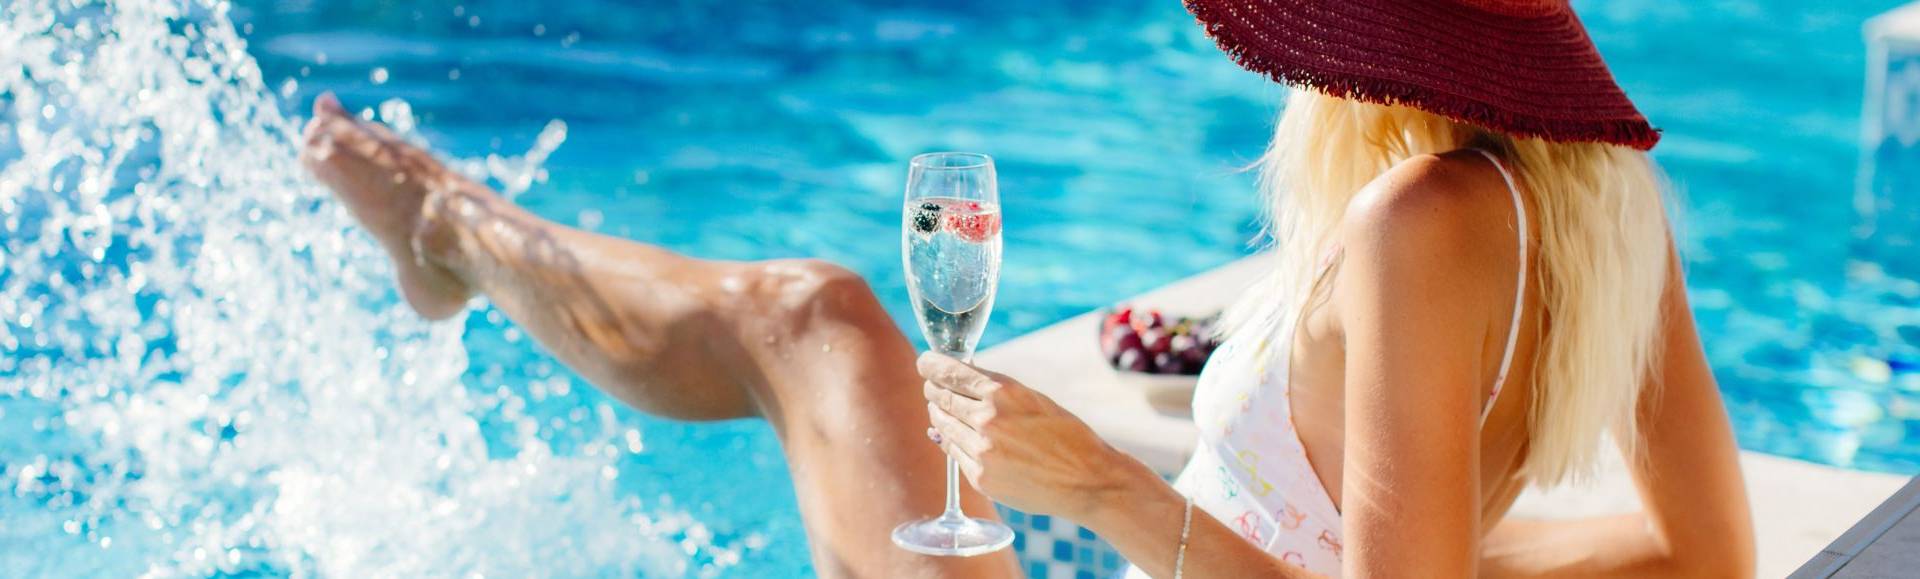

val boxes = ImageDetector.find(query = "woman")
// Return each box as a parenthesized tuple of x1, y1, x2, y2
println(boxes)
(301, 0, 1755, 576)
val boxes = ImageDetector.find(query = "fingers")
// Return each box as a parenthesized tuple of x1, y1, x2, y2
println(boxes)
(927, 403, 985, 456)
(916, 351, 997, 400)
(923, 380, 993, 428)
(928, 404, 986, 482)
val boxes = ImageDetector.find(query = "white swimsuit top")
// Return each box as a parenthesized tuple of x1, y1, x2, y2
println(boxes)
(1122, 149, 1529, 577)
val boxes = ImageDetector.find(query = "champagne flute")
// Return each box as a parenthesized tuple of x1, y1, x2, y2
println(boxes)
(892, 152, 1015, 556)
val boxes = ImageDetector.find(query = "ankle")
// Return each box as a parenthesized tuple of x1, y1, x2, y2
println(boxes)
(409, 180, 483, 285)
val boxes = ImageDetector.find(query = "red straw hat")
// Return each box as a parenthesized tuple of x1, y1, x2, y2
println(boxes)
(1186, 0, 1660, 150)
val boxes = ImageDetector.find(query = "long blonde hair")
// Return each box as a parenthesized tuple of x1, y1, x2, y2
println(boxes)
(1227, 89, 1671, 486)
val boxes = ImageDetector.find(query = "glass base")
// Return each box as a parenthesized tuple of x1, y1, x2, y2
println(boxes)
(891, 513, 1015, 557)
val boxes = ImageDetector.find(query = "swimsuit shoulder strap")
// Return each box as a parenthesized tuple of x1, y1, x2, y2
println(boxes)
(1469, 148, 1528, 425)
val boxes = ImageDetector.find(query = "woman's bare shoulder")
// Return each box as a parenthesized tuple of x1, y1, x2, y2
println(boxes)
(1338, 151, 1524, 282)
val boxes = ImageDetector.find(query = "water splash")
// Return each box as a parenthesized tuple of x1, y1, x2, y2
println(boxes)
(0, 1, 699, 575)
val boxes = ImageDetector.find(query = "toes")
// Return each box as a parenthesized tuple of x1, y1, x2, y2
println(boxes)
(313, 91, 346, 118)
(302, 110, 378, 169)
(302, 94, 353, 163)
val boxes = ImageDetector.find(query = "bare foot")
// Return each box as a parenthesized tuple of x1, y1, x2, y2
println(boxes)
(300, 92, 473, 320)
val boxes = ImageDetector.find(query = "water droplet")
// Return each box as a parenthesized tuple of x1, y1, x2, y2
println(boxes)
(377, 98, 415, 133)
(625, 430, 644, 453)
(370, 67, 389, 84)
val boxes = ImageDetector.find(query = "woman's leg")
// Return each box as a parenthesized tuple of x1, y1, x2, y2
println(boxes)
(300, 94, 1017, 578)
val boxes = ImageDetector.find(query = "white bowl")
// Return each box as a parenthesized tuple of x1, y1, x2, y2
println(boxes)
(1110, 368, 1200, 410)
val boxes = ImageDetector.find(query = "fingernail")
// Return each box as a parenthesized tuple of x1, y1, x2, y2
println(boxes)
(926, 427, 942, 444)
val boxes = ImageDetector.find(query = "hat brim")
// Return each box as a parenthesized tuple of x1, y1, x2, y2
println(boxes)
(1186, 0, 1660, 150)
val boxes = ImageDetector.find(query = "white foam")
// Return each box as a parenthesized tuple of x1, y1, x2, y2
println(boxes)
(0, 1, 708, 575)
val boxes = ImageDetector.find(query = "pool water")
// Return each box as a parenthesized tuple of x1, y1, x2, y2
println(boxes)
(1, 0, 1916, 576)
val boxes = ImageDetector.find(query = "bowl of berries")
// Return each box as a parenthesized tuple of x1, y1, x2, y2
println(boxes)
(1098, 305, 1222, 402)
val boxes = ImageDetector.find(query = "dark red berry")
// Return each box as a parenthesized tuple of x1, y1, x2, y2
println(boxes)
(1142, 328, 1171, 355)
(1179, 344, 1209, 371)
(1113, 330, 1144, 357)
(1117, 347, 1151, 372)
(1170, 334, 1197, 355)
(1099, 324, 1132, 357)
(1151, 352, 1180, 374)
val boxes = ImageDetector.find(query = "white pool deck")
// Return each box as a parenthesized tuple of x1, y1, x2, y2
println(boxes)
(975, 255, 1913, 577)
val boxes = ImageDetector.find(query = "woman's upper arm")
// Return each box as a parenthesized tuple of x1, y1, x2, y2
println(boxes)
(1619, 242, 1755, 574)
(1336, 162, 1503, 577)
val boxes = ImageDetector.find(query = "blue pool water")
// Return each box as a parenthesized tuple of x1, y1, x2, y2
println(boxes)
(2, 0, 1917, 576)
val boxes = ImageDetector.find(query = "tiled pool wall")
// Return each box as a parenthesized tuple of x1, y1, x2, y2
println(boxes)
(999, 506, 1128, 579)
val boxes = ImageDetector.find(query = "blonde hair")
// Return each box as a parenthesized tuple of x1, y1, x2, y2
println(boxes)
(1227, 89, 1670, 486)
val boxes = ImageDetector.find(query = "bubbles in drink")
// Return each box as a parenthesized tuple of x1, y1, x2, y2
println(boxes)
(903, 198, 1001, 355)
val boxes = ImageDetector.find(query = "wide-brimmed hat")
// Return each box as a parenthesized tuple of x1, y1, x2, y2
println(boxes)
(1186, 0, 1659, 150)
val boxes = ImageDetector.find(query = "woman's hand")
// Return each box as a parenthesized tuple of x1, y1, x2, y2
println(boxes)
(917, 352, 1143, 521)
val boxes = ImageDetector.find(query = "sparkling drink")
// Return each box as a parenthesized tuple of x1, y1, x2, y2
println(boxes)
(904, 198, 1002, 355)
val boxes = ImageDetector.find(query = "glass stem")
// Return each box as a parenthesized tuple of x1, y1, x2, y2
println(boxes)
(939, 351, 973, 523)
(941, 456, 963, 521)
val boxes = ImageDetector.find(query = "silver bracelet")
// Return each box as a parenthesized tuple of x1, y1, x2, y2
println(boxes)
(1175, 496, 1193, 579)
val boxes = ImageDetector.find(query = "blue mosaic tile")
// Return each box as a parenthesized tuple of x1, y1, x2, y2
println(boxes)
(1053, 539, 1074, 562)
(1001, 505, 1134, 579)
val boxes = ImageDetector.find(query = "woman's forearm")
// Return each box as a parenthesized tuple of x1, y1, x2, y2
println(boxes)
(1481, 514, 1696, 578)
(1079, 461, 1696, 579)
(1079, 456, 1318, 579)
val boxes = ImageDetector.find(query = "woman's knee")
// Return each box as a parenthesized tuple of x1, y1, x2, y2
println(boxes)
(751, 259, 888, 329)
